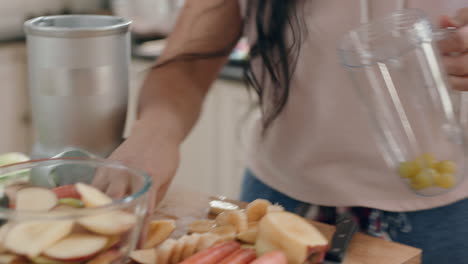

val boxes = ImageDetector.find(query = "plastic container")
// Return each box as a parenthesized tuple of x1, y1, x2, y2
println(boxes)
(339, 9, 466, 196)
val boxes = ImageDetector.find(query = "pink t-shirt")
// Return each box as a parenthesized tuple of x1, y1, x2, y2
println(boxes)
(245, 0, 468, 212)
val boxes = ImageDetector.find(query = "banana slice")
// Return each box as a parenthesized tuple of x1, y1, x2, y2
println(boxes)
(181, 233, 201, 260)
(196, 233, 223, 252)
(156, 238, 177, 264)
(130, 248, 157, 264)
(209, 225, 237, 241)
(236, 222, 259, 244)
(143, 219, 176, 249)
(246, 199, 272, 222)
(188, 219, 215, 234)
(209, 200, 240, 216)
(215, 210, 248, 233)
(170, 235, 186, 264)
(267, 204, 285, 214)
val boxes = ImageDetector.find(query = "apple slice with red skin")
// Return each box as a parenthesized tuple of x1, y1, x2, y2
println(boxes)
(87, 249, 122, 264)
(75, 183, 112, 208)
(52, 185, 81, 200)
(15, 188, 58, 211)
(43, 234, 108, 262)
(78, 210, 137, 236)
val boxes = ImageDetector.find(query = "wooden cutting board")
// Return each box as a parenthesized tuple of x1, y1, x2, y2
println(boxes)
(155, 185, 422, 264)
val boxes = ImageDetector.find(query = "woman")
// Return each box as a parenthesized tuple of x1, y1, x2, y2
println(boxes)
(95, 1, 468, 262)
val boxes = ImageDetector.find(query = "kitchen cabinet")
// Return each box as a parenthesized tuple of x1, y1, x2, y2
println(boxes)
(0, 43, 255, 199)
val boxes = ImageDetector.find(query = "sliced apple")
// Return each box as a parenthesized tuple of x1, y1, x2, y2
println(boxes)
(170, 235, 187, 264)
(44, 234, 108, 261)
(142, 219, 176, 249)
(87, 249, 121, 264)
(29, 256, 73, 264)
(0, 223, 13, 253)
(129, 249, 157, 264)
(78, 210, 137, 235)
(209, 225, 236, 242)
(256, 212, 328, 264)
(188, 219, 215, 234)
(75, 183, 112, 208)
(155, 238, 177, 264)
(0, 254, 26, 264)
(215, 210, 248, 233)
(181, 233, 201, 260)
(57, 198, 83, 208)
(5, 220, 74, 258)
(246, 199, 272, 222)
(52, 185, 80, 200)
(196, 233, 223, 252)
(15, 188, 58, 211)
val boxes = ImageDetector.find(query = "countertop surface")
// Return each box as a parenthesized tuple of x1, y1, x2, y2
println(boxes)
(157, 185, 422, 264)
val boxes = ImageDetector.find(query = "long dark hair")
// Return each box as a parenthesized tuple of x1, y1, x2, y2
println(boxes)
(154, 1, 304, 131)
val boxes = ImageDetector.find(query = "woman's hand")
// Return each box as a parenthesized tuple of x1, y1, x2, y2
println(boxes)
(93, 119, 181, 213)
(439, 9, 468, 90)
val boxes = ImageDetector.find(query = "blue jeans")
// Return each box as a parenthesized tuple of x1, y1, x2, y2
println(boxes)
(240, 170, 468, 264)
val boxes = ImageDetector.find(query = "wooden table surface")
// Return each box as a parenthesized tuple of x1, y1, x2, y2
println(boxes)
(156, 186, 422, 264)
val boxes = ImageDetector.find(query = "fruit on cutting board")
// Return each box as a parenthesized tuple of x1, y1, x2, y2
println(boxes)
(75, 183, 112, 208)
(188, 219, 215, 234)
(256, 211, 329, 264)
(130, 248, 157, 264)
(142, 219, 176, 249)
(87, 249, 121, 264)
(15, 188, 58, 211)
(215, 210, 248, 233)
(43, 234, 108, 261)
(209, 200, 240, 216)
(250, 251, 288, 264)
(236, 222, 258, 244)
(4, 220, 74, 258)
(398, 153, 457, 190)
(77, 210, 137, 235)
(246, 199, 271, 222)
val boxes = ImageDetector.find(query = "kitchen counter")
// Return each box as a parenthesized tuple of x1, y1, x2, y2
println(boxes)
(158, 185, 422, 264)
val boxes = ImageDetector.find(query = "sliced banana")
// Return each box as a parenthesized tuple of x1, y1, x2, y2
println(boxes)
(170, 235, 186, 264)
(143, 219, 176, 249)
(196, 233, 223, 252)
(188, 219, 215, 234)
(215, 210, 248, 233)
(236, 222, 258, 244)
(130, 248, 157, 264)
(181, 233, 201, 260)
(156, 238, 177, 264)
(209, 225, 237, 241)
(246, 199, 272, 222)
(209, 200, 240, 216)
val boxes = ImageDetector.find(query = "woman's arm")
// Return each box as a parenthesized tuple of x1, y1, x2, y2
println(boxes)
(95, 0, 242, 208)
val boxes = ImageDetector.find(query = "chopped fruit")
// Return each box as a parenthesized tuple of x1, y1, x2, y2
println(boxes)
(210, 226, 237, 241)
(171, 235, 187, 264)
(417, 153, 437, 168)
(15, 188, 58, 211)
(236, 222, 258, 244)
(29, 256, 70, 264)
(188, 219, 215, 234)
(156, 238, 177, 264)
(44, 234, 108, 261)
(130, 249, 157, 264)
(0, 254, 26, 264)
(77, 210, 137, 235)
(410, 168, 437, 190)
(179, 241, 241, 264)
(142, 219, 176, 249)
(434, 173, 456, 189)
(57, 198, 84, 208)
(398, 161, 422, 179)
(181, 233, 201, 260)
(52, 185, 80, 200)
(196, 233, 223, 252)
(87, 250, 121, 264)
(251, 251, 288, 264)
(215, 211, 248, 233)
(209, 200, 240, 216)
(256, 212, 328, 264)
(246, 199, 271, 222)
(0, 223, 13, 253)
(75, 183, 112, 208)
(4, 220, 74, 258)
(435, 160, 457, 174)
